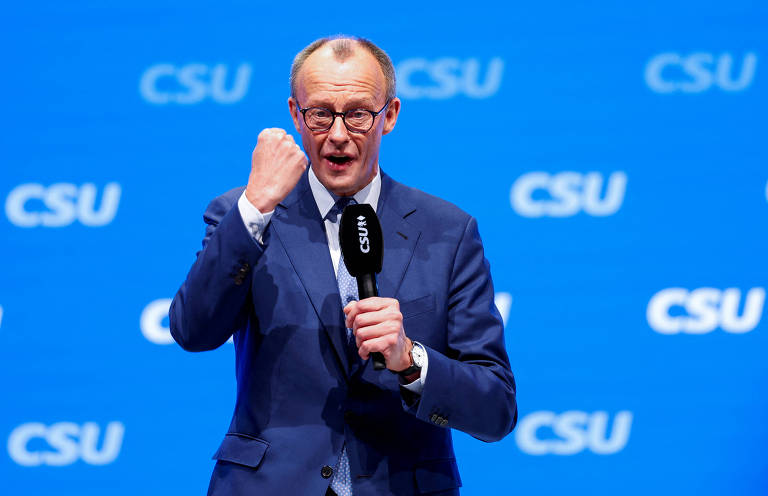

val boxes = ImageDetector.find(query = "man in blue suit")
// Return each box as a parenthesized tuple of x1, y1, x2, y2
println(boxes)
(170, 36, 516, 495)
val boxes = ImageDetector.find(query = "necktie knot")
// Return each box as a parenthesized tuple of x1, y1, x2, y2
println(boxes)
(327, 197, 357, 222)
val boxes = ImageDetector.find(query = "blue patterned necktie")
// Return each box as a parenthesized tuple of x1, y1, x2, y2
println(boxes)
(328, 196, 357, 496)
(332, 197, 360, 348)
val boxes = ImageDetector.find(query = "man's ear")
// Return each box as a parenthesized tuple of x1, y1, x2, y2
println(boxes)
(382, 97, 401, 135)
(288, 97, 301, 133)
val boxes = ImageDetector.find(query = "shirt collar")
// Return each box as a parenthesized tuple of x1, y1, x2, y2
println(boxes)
(308, 165, 381, 219)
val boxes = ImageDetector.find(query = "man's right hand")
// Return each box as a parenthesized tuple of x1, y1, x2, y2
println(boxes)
(245, 128, 308, 213)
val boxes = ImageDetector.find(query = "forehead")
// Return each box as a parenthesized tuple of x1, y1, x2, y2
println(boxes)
(297, 45, 386, 106)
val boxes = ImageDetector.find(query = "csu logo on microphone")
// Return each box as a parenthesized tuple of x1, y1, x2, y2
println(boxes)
(645, 52, 757, 93)
(356, 215, 370, 253)
(396, 57, 504, 99)
(5, 183, 121, 227)
(647, 287, 765, 334)
(8, 421, 125, 466)
(510, 171, 627, 218)
(140, 63, 252, 104)
(515, 410, 632, 455)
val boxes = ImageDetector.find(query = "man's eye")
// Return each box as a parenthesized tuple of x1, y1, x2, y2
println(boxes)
(347, 110, 368, 120)
(312, 109, 331, 118)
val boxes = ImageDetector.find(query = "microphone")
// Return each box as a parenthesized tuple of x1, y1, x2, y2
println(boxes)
(339, 203, 386, 370)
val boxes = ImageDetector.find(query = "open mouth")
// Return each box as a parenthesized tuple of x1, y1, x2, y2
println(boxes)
(325, 154, 354, 165)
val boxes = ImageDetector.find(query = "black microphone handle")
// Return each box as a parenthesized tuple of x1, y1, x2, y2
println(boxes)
(356, 273, 386, 370)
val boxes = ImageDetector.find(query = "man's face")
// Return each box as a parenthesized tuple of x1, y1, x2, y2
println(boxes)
(289, 45, 400, 197)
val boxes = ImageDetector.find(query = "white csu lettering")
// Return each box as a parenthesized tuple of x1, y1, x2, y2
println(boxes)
(356, 215, 370, 253)
(7, 422, 125, 466)
(140, 63, 252, 104)
(515, 411, 633, 455)
(645, 52, 757, 93)
(647, 287, 765, 334)
(5, 183, 121, 227)
(494, 292, 512, 328)
(142, 298, 232, 345)
(397, 57, 504, 99)
(510, 171, 627, 218)
(141, 298, 175, 344)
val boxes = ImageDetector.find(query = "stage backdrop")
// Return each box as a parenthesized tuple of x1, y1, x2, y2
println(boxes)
(2, 2, 766, 494)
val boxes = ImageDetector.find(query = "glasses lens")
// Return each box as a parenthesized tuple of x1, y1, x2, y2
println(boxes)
(344, 110, 373, 132)
(306, 108, 333, 130)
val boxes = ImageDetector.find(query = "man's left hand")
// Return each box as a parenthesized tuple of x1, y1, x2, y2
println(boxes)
(344, 297, 412, 372)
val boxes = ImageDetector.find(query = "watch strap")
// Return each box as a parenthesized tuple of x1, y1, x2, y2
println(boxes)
(396, 364, 422, 377)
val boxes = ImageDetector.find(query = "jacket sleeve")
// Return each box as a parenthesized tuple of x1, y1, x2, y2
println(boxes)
(405, 216, 517, 442)
(169, 190, 265, 352)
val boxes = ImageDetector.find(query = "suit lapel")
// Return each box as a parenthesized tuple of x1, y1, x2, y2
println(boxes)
(270, 173, 351, 379)
(377, 181, 421, 298)
(376, 173, 421, 300)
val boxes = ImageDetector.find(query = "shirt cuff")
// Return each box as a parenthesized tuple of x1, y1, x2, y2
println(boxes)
(237, 191, 274, 244)
(399, 342, 428, 395)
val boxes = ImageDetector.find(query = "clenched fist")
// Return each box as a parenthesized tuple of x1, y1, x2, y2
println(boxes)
(245, 128, 308, 213)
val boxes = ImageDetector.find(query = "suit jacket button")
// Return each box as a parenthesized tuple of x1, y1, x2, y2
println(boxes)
(321, 465, 334, 479)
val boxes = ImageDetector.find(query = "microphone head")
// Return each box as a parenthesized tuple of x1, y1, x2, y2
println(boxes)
(339, 203, 383, 276)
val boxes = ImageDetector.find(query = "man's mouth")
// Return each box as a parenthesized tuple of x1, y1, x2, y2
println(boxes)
(325, 154, 354, 165)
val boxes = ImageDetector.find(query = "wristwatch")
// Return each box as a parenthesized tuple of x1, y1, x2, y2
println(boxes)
(395, 340, 426, 377)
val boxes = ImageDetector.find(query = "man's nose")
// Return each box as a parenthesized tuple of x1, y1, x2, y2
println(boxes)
(327, 115, 350, 144)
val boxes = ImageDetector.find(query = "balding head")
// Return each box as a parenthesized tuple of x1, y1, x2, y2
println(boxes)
(290, 35, 396, 101)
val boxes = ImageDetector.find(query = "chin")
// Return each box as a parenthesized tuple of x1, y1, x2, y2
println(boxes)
(313, 159, 376, 196)
(326, 180, 358, 197)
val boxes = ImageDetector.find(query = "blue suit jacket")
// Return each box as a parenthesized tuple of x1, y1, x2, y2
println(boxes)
(170, 170, 517, 495)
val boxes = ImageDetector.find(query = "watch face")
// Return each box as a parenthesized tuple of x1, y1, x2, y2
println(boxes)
(412, 342, 425, 368)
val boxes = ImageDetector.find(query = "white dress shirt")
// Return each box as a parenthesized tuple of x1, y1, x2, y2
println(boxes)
(237, 167, 427, 393)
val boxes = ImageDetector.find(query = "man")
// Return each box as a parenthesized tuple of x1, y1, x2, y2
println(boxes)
(170, 36, 516, 496)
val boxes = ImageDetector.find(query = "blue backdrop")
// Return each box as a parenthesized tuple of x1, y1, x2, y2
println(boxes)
(2, 1, 767, 494)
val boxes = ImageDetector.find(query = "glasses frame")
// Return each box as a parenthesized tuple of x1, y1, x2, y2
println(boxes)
(296, 99, 392, 134)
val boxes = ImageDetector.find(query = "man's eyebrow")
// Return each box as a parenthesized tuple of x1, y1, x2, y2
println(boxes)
(344, 99, 376, 109)
(304, 99, 377, 110)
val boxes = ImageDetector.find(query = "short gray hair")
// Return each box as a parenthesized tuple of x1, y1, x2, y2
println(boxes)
(289, 35, 396, 102)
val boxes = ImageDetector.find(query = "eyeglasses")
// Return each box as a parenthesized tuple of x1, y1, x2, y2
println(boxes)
(296, 99, 391, 134)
